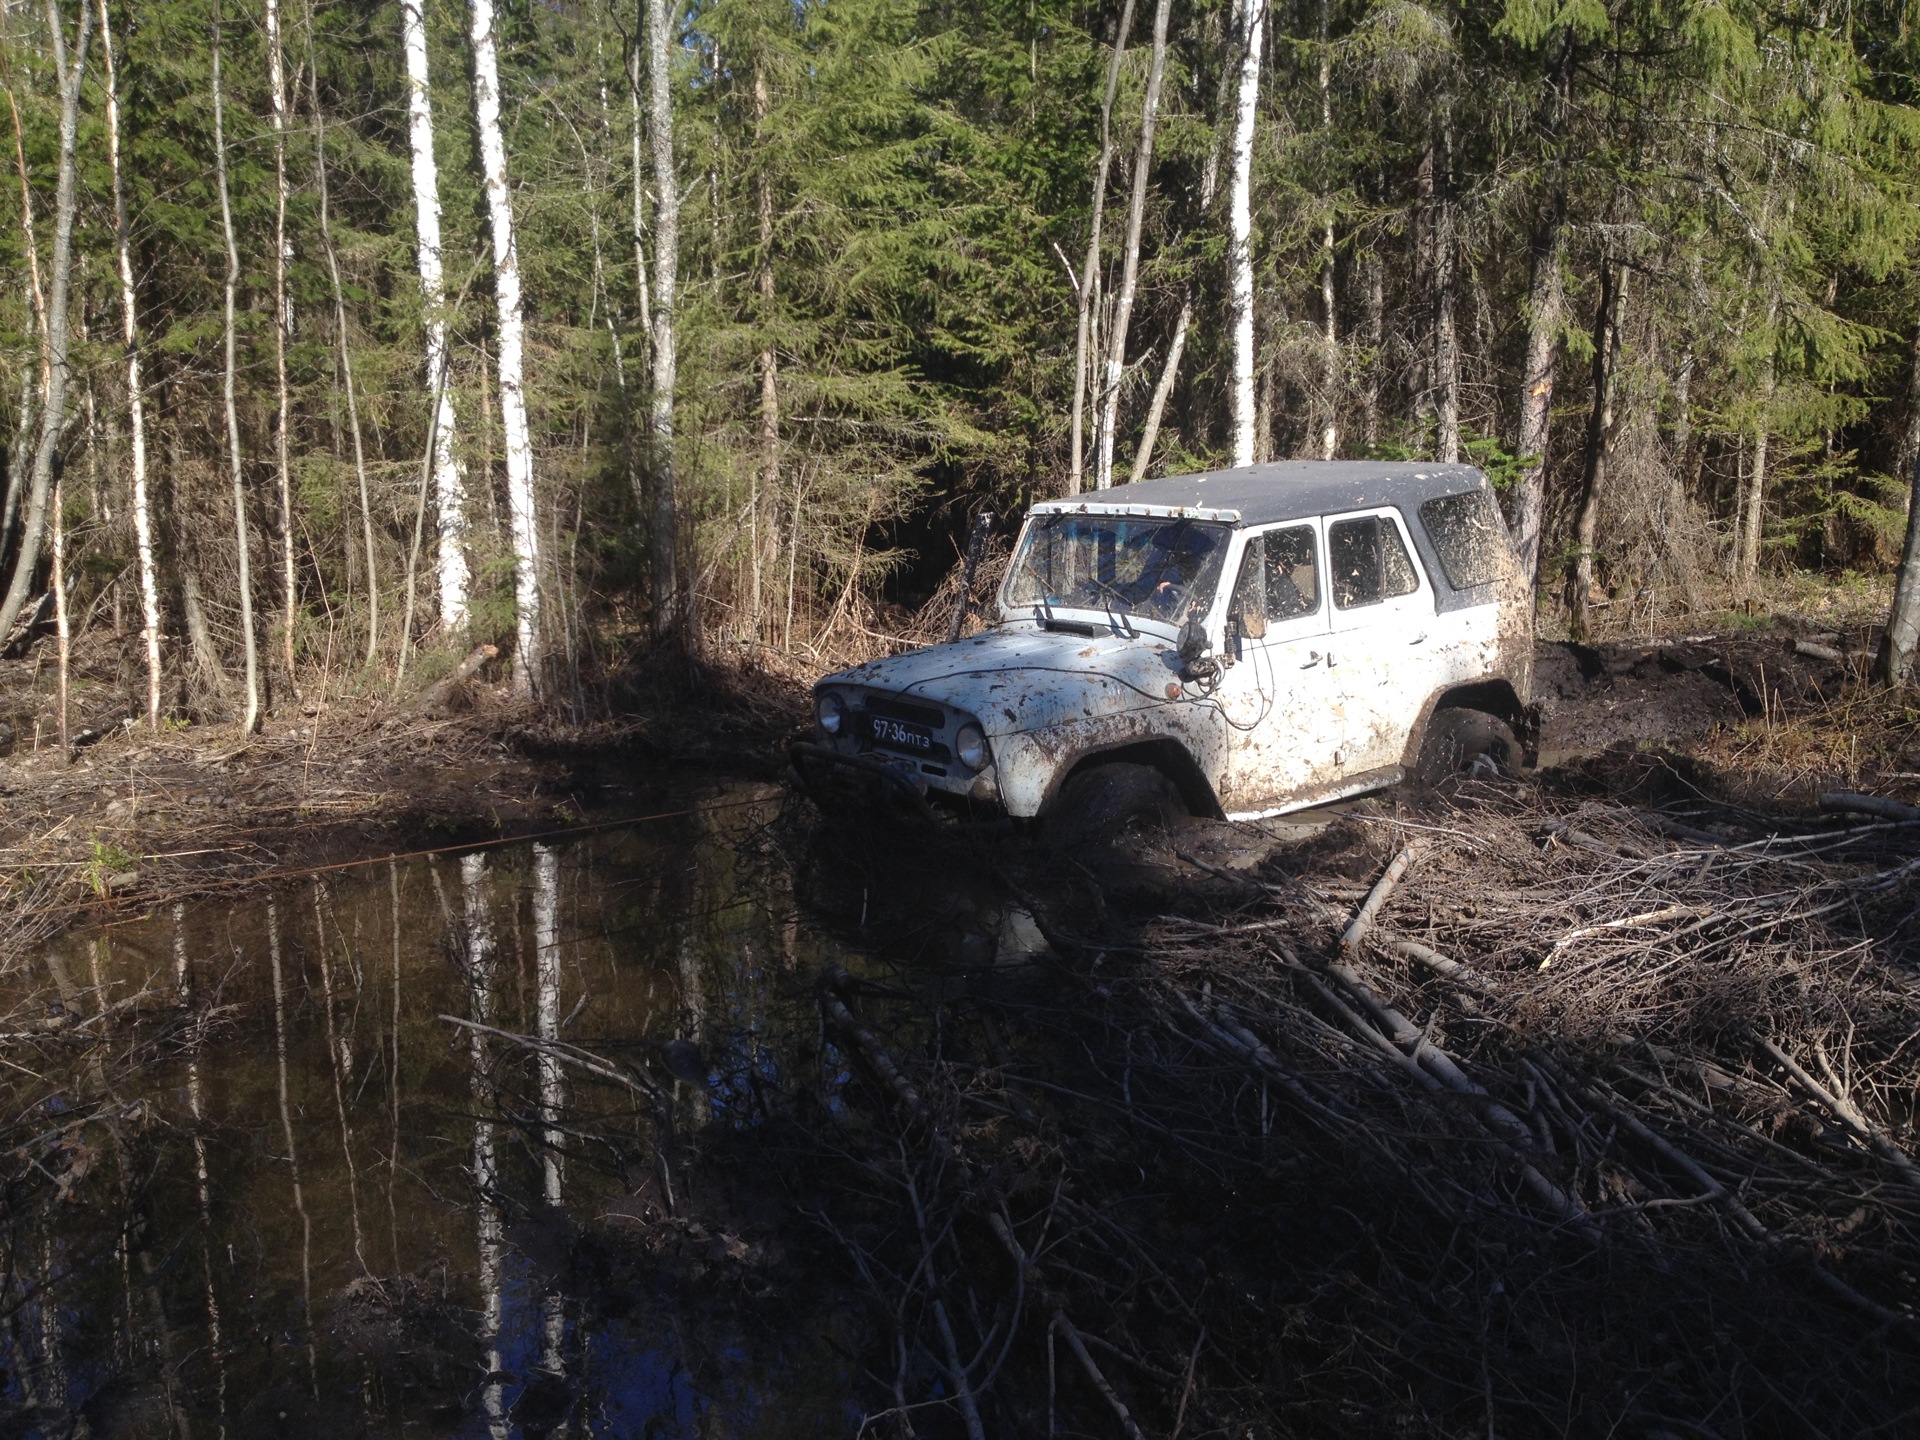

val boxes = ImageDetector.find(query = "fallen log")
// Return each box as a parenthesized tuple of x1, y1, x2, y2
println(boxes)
(1817, 792, 1920, 824)
(416, 643, 500, 712)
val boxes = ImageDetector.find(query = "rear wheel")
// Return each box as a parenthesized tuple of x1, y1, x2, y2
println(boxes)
(1415, 708, 1521, 787)
(1046, 763, 1188, 852)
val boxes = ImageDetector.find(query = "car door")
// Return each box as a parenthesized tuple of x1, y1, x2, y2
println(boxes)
(1324, 507, 1439, 775)
(1216, 520, 1345, 816)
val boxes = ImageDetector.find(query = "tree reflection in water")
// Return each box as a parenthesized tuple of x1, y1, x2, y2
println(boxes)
(0, 785, 862, 1438)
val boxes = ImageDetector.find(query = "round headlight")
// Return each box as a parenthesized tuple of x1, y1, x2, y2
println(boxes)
(954, 722, 988, 772)
(816, 691, 844, 735)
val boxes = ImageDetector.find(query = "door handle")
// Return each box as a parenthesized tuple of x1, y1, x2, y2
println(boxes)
(1300, 651, 1322, 669)
(1410, 632, 1428, 646)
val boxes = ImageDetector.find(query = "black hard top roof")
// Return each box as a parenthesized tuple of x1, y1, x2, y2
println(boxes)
(1033, 460, 1490, 527)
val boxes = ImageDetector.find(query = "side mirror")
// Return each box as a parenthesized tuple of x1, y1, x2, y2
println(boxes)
(1177, 617, 1210, 664)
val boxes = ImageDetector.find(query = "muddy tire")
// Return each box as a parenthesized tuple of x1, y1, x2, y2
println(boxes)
(1046, 762, 1188, 852)
(1414, 708, 1521, 786)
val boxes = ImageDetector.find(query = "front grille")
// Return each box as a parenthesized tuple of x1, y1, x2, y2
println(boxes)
(864, 695, 946, 730)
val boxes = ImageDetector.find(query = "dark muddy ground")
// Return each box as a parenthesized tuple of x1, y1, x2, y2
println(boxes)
(4, 622, 1920, 1438)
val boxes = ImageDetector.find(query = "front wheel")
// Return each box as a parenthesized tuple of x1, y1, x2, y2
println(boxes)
(1414, 708, 1522, 787)
(1045, 763, 1188, 852)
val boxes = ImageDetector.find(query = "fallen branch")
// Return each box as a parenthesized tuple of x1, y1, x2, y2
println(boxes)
(1341, 844, 1418, 957)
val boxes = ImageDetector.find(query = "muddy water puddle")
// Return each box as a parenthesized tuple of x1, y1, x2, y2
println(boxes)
(0, 780, 913, 1438)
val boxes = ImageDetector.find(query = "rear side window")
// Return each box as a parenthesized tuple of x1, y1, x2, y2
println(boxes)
(1419, 489, 1508, 590)
(1329, 515, 1419, 609)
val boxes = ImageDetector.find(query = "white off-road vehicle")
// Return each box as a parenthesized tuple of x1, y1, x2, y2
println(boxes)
(792, 461, 1534, 836)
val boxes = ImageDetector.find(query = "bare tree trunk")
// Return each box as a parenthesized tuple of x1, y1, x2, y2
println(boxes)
(0, 0, 90, 643)
(1569, 260, 1627, 641)
(1508, 203, 1564, 585)
(212, 1, 262, 731)
(401, 0, 470, 633)
(1129, 299, 1190, 486)
(469, 0, 543, 694)
(1069, 0, 1137, 495)
(753, 60, 777, 638)
(1226, 0, 1264, 467)
(97, 0, 161, 730)
(305, 26, 380, 668)
(1317, 0, 1337, 460)
(51, 471, 67, 750)
(1508, 32, 1573, 584)
(645, 0, 681, 642)
(1885, 326, 1920, 683)
(1361, 238, 1382, 449)
(1094, 0, 1171, 491)
(1431, 89, 1460, 465)
(1736, 293, 1779, 586)
(1, 63, 47, 557)
(266, 0, 298, 682)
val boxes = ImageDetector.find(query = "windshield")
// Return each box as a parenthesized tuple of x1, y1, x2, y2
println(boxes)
(1003, 513, 1231, 624)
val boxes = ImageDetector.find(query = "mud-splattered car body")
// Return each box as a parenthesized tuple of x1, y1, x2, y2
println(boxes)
(795, 461, 1533, 823)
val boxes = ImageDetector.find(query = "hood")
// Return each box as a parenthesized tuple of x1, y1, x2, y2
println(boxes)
(820, 623, 1187, 735)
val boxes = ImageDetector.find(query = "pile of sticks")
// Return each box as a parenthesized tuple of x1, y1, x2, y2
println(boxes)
(751, 775, 1920, 1436)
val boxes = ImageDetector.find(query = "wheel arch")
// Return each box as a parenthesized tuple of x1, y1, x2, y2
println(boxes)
(1400, 677, 1537, 769)
(1041, 738, 1225, 821)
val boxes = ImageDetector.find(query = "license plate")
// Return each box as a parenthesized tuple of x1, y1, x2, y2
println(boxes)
(868, 713, 934, 753)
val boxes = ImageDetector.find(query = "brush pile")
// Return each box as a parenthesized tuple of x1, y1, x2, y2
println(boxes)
(764, 763, 1920, 1437)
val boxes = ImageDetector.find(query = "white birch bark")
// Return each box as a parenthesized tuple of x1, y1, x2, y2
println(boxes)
(646, 0, 680, 641)
(212, 1, 262, 732)
(0, 0, 90, 643)
(1094, 0, 1172, 491)
(402, 0, 470, 632)
(533, 843, 564, 1207)
(1069, 0, 1136, 495)
(266, 0, 298, 680)
(97, 0, 161, 730)
(1317, 0, 1337, 460)
(468, 0, 542, 695)
(1226, 0, 1264, 469)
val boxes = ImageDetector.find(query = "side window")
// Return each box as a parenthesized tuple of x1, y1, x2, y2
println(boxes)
(1419, 489, 1508, 589)
(1329, 514, 1419, 610)
(1264, 525, 1319, 620)
(1230, 525, 1321, 641)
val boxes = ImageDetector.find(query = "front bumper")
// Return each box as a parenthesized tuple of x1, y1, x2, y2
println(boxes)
(788, 740, 1005, 821)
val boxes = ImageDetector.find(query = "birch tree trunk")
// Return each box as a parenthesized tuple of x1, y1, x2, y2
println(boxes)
(1431, 88, 1460, 465)
(266, 0, 298, 681)
(1885, 324, 1920, 683)
(305, 27, 381, 667)
(1569, 260, 1627, 641)
(1068, 0, 1136, 495)
(0, 0, 90, 644)
(1094, 0, 1171, 491)
(1736, 294, 1779, 586)
(1507, 33, 1573, 586)
(212, 1, 262, 732)
(51, 471, 67, 750)
(97, 0, 161, 730)
(1316, 0, 1337, 461)
(401, 0, 470, 633)
(469, 0, 543, 695)
(1226, 0, 1264, 469)
(1508, 203, 1564, 586)
(646, 0, 681, 641)
(753, 59, 777, 637)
